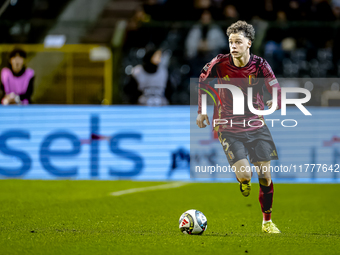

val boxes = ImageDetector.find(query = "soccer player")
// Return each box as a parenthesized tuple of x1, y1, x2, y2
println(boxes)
(196, 21, 281, 233)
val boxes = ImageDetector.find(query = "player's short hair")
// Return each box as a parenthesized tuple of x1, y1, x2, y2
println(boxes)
(226, 21, 255, 42)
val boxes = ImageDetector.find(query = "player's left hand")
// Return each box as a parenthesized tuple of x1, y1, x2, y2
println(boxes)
(266, 100, 279, 110)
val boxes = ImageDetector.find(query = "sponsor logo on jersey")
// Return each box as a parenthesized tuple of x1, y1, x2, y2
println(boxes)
(203, 64, 209, 72)
(222, 74, 230, 81)
(269, 79, 278, 86)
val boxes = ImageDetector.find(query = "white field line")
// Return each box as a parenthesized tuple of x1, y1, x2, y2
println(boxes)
(110, 182, 188, 196)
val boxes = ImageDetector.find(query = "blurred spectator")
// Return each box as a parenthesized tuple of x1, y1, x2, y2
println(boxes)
(194, 0, 211, 9)
(194, 0, 222, 20)
(262, 0, 277, 20)
(223, 5, 239, 21)
(127, 6, 151, 31)
(124, 49, 172, 106)
(124, 6, 153, 49)
(276, 10, 288, 25)
(1, 49, 35, 105)
(263, 10, 291, 75)
(221, 0, 254, 20)
(332, 0, 340, 19)
(185, 10, 227, 75)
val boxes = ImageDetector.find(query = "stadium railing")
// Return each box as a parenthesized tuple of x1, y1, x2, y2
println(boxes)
(0, 44, 112, 105)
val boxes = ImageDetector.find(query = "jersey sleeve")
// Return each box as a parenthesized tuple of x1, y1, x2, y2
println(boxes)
(197, 58, 219, 114)
(262, 60, 281, 110)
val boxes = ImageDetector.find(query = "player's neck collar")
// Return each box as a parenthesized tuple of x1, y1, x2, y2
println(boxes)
(230, 53, 253, 69)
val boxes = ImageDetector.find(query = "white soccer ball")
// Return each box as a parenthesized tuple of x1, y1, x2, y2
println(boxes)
(179, 209, 207, 235)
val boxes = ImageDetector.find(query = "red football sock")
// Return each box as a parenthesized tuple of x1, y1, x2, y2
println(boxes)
(263, 212, 271, 221)
(259, 181, 274, 221)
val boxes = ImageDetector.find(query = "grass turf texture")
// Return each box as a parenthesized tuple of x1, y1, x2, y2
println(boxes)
(0, 180, 339, 255)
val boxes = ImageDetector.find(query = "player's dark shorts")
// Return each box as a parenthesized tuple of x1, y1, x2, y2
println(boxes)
(218, 125, 279, 166)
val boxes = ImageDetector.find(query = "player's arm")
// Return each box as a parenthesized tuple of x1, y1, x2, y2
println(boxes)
(197, 77, 210, 128)
(197, 62, 218, 128)
(262, 60, 281, 110)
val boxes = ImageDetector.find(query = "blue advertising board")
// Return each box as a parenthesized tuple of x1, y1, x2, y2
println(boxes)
(0, 106, 339, 182)
(0, 106, 190, 180)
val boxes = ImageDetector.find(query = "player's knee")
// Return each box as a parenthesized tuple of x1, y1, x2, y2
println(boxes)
(259, 177, 271, 186)
(254, 160, 270, 167)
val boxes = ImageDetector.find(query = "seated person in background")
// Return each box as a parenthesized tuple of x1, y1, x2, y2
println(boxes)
(1, 48, 35, 105)
(185, 10, 227, 76)
(124, 49, 172, 106)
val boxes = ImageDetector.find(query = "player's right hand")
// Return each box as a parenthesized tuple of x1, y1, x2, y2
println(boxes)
(196, 114, 210, 128)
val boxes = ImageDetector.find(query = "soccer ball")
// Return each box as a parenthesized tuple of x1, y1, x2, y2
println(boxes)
(179, 209, 207, 235)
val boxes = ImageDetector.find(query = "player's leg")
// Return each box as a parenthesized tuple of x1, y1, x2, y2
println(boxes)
(218, 132, 252, 197)
(233, 159, 252, 197)
(246, 126, 280, 233)
(253, 160, 273, 219)
(253, 161, 280, 234)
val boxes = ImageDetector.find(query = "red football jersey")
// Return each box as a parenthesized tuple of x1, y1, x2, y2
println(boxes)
(198, 53, 282, 133)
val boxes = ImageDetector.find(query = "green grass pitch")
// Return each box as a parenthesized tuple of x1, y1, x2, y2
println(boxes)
(0, 180, 339, 255)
